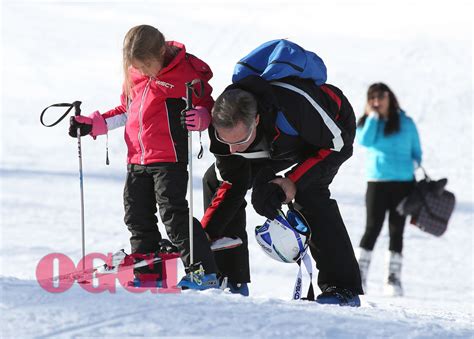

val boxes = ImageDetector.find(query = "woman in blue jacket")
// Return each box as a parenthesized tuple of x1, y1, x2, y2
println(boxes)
(356, 83, 422, 297)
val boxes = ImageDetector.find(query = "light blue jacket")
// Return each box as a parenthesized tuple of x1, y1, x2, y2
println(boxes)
(356, 110, 422, 181)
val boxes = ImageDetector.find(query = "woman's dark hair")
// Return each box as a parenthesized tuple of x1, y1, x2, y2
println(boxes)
(357, 82, 401, 135)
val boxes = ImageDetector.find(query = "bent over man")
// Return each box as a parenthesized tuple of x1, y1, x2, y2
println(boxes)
(201, 40, 363, 305)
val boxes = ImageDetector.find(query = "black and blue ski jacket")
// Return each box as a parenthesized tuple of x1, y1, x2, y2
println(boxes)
(202, 40, 356, 235)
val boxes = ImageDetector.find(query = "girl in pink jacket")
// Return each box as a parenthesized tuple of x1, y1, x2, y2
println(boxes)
(69, 25, 218, 290)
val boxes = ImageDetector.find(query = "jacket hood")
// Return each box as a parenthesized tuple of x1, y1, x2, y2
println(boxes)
(160, 41, 186, 75)
(129, 41, 186, 84)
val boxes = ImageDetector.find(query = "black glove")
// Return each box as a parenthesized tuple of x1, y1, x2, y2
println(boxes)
(251, 167, 286, 219)
(68, 116, 92, 137)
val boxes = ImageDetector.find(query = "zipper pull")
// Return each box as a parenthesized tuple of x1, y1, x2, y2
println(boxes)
(106, 133, 110, 165)
(197, 131, 204, 159)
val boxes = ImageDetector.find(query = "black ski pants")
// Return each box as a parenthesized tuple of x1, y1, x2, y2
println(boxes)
(359, 181, 415, 254)
(203, 162, 363, 294)
(203, 164, 250, 283)
(292, 167, 363, 294)
(123, 163, 217, 274)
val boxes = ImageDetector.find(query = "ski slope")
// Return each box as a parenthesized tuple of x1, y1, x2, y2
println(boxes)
(1, 0, 473, 337)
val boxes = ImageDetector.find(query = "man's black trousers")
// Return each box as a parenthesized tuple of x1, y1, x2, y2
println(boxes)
(123, 163, 217, 274)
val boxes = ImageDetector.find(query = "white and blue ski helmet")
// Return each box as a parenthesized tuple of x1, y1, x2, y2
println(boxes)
(255, 208, 311, 263)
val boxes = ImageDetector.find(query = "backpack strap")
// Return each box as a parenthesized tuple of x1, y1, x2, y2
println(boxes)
(275, 111, 298, 136)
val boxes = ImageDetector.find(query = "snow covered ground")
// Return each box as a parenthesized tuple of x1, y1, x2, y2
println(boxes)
(1, 0, 473, 337)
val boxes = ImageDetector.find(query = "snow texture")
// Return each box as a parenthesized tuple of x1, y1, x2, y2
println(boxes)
(1, 0, 473, 337)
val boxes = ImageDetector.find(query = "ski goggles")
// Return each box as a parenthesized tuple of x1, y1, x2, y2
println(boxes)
(214, 122, 256, 146)
(286, 209, 310, 235)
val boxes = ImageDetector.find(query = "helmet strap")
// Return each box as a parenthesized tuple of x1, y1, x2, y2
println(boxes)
(292, 251, 315, 301)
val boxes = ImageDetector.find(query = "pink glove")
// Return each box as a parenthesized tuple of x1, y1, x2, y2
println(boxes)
(70, 111, 108, 139)
(183, 106, 211, 131)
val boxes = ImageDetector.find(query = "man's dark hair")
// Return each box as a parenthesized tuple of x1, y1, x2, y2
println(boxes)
(212, 89, 258, 129)
(357, 82, 401, 135)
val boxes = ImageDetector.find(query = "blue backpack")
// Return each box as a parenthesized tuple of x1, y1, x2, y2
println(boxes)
(233, 40, 328, 136)
(232, 39, 327, 86)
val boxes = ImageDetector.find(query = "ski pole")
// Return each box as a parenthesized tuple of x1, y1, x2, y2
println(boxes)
(184, 82, 195, 278)
(72, 101, 87, 272)
(182, 80, 205, 281)
(40, 101, 87, 271)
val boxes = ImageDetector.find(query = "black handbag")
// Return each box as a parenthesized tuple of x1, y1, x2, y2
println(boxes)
(397, 168, 455, 237)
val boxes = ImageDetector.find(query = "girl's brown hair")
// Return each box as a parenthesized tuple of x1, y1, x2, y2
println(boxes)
(122, 25, 166, 97)
(357, 82, 401, 135)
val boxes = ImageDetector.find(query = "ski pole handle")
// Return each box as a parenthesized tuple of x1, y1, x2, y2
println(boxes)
(187, 79, 205, 101)
(40, 101, 82, 127)
(72, 101, 82, 117)
(181, 80, 204, 129)
(183, 79, 204, 110)
(185, 82, 193, 110)
(181, 82, 194, 131)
